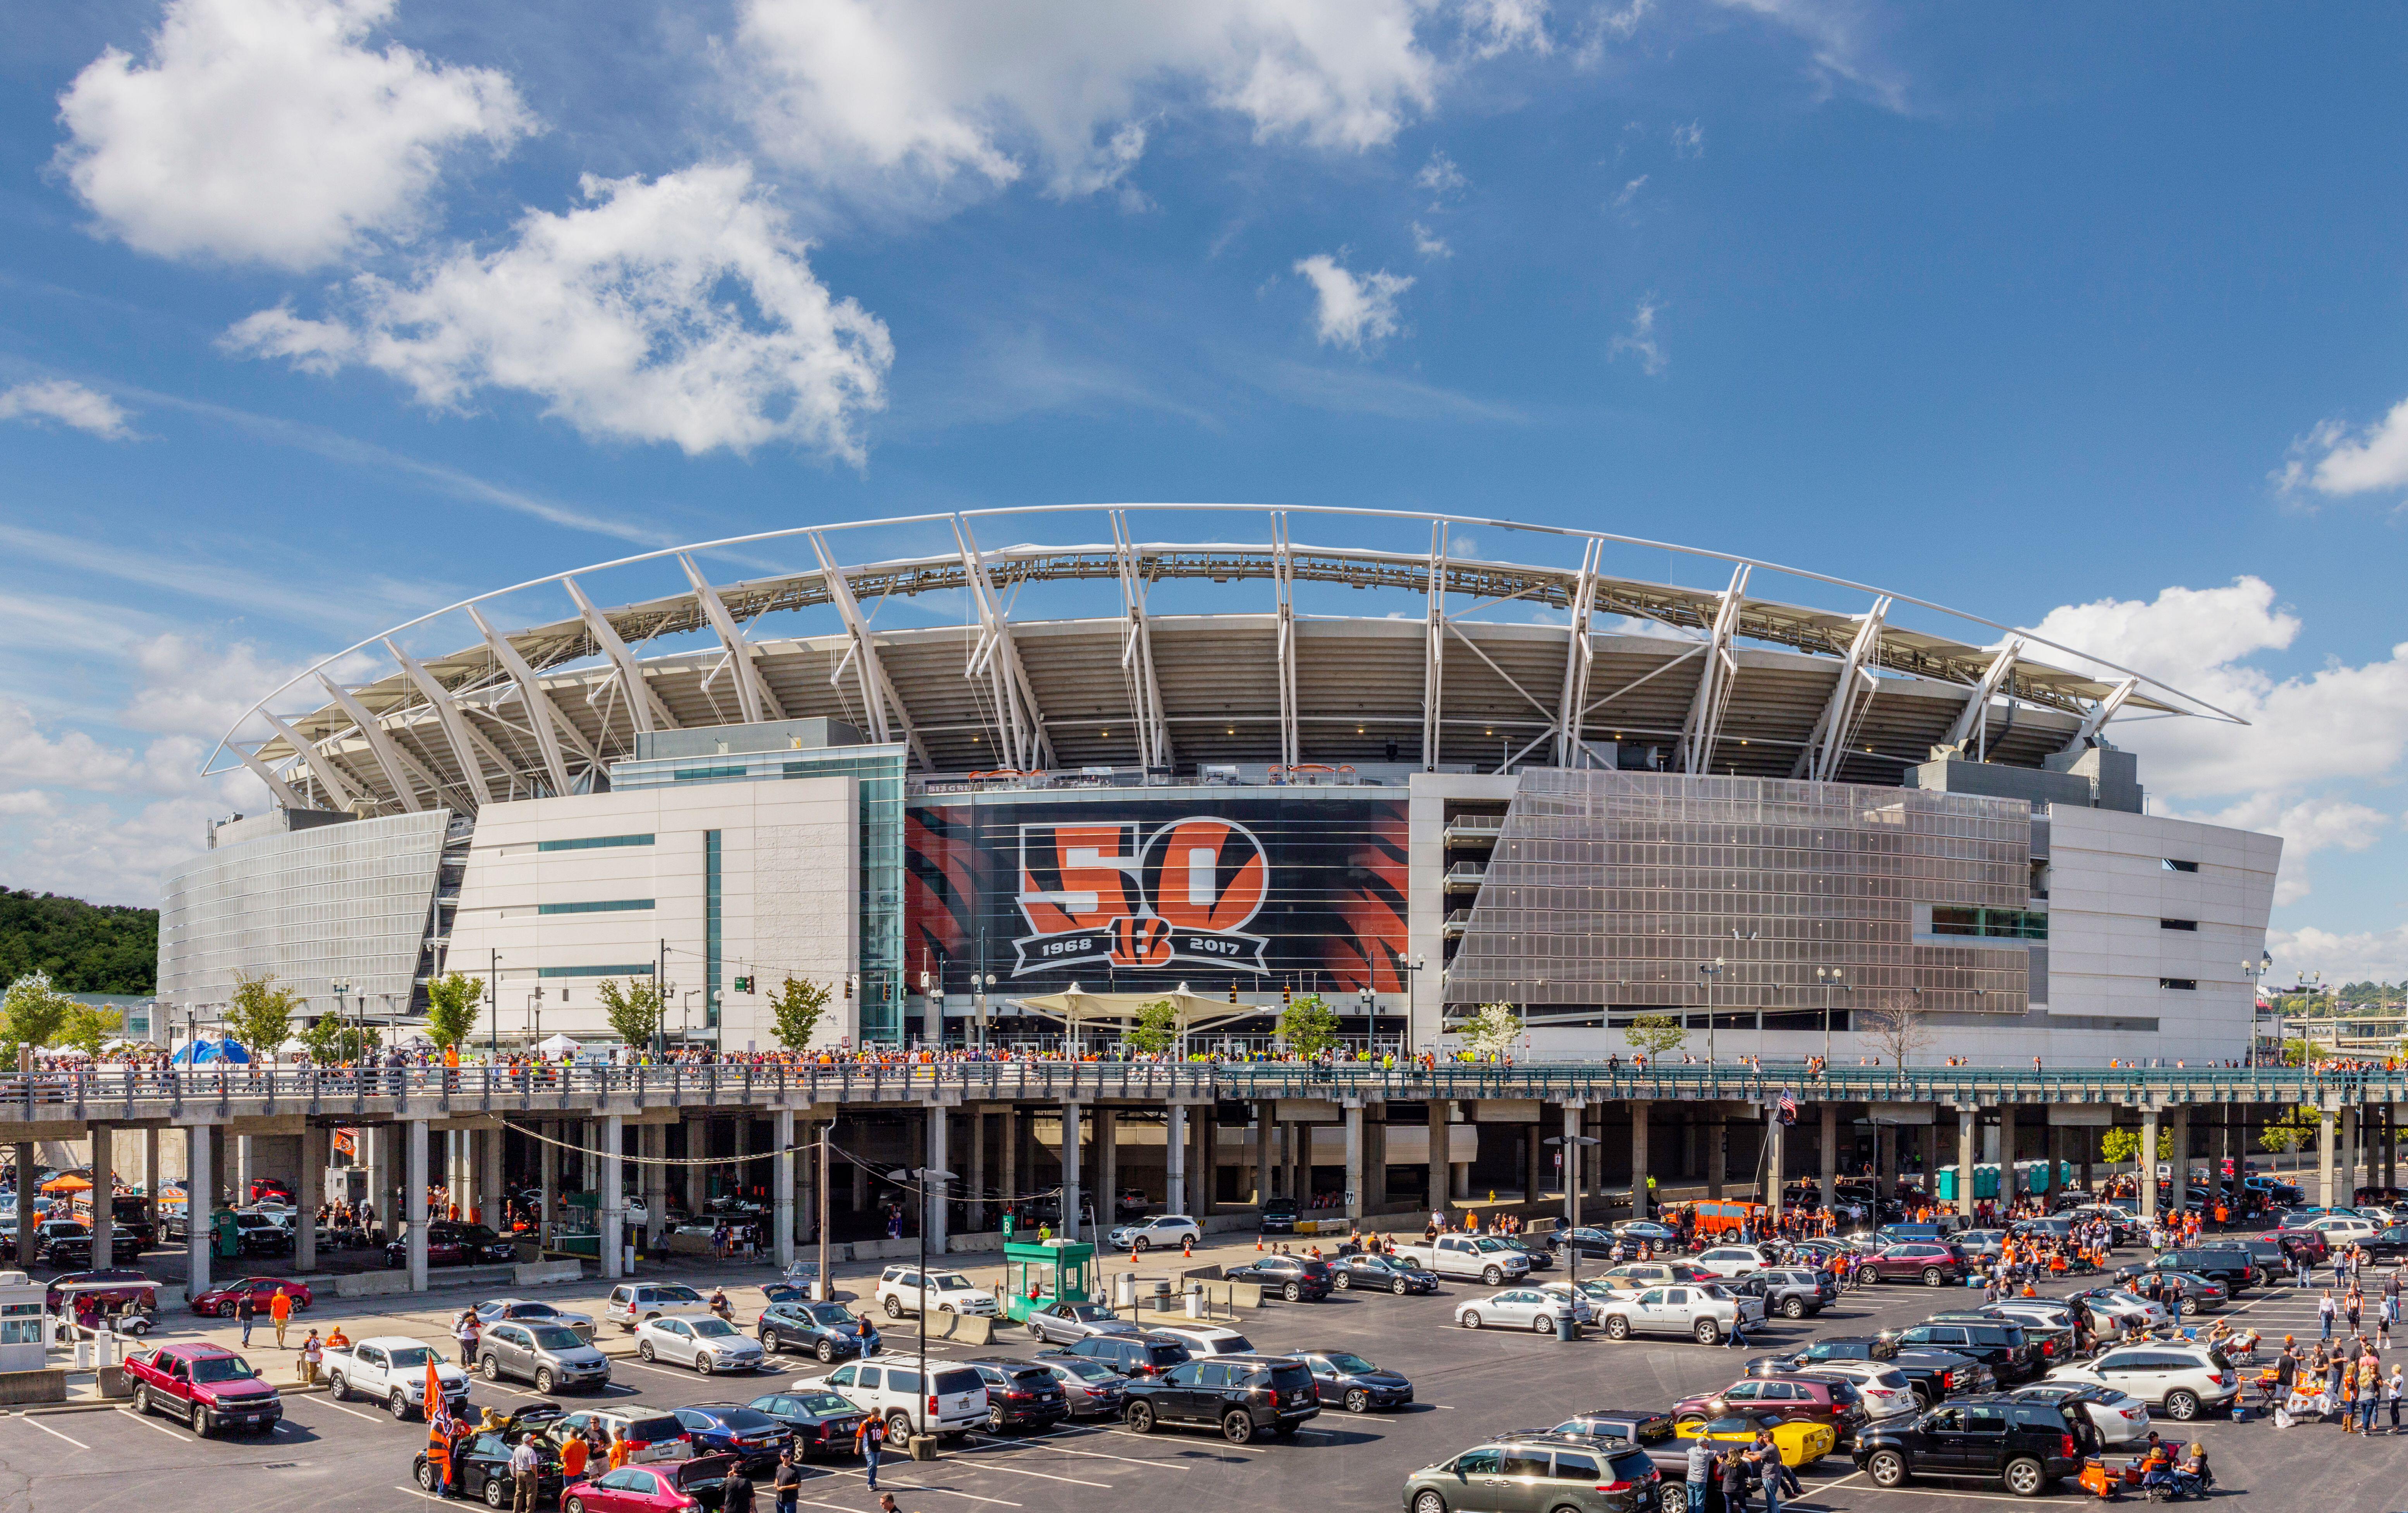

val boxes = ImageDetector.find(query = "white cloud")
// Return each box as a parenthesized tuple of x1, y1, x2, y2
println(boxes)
(734, 0, 1532, 204)
(1713, 0, 1906, 112)
(1293, 253, 1413, 351)
(1670, 119, 1704, 157)
(1415, 148, 1468, 203)
(2279, 398, 2408, 499)
(1609, 295, 1665, 374)
(2269, 922, 2408, 988)
(1613, 173, 1648, 208)
(1411, 220, 1451, 259)
(224, 163, 894, 460)
(54, 0, 530, 270)
(0, 381, 134, 440)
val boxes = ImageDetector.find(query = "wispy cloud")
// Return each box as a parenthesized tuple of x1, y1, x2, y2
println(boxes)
(1671, 120, 1705, 157)
(1411, 221, 1452, 260)
(1614, 174, 1648, 208)
(0, 522, 443, 636)
(1250, 360, 1525, 423)
(1609, 296, 1667, 375)
(1415, 149, 1468, 206)
(0, 379, 134, 439)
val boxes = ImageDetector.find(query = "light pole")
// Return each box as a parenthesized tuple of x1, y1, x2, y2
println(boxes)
(1699, 958, 1727, 1064)
(2242, 950, 2273, 1068)
(1815, 967, 1843, 1067)
(1542, 1133, 1601, 1290)
(1400, 955, 1425, 1058)
(332, 979, 352, 1061)
(889, 1164, 958, 1439)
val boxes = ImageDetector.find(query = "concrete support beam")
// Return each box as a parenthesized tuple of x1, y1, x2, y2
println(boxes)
(2001, 1106, 2018, 1207)
(1820, 1105, 1839, 1209)
(774, 1107, 796, 1269)
(1427, 1102, 1450, 1217)
(2319, 1108, 2337, 1210)
(1256, 1104, 1274, 1208)
(1875, 1124, 1894, 1205)
(89, 1122, 112, 1270)
(406, 1118, 429, 1293)
(1344, 1105, 1365, 1221)
(1094, 1110, 1115, 1234)
(926, 1105, 950, 1252)
(144, 1127, 160, 1238)
(1523, 1123, 1544, 1206)
(179, 1130, 208, 1300)
(1630, 1101, 1652, 1220)
(480, 1125, 503, 1230)
(296, 1125, 323, 1274)
(1060, 1103, 1083, 1245)
(1167, 1104, 1189, 1219)
(1708, 1113, 1727, 1199)
(539, 1121, 559, 1250)
(1000, 1109, 1018, 1232)
(1956, 1107, 1977, 1219)
(2169, 1109, 2190, 1217)
(2140, 1110, 2161, 1221)
(600, 1114, 624, 1280)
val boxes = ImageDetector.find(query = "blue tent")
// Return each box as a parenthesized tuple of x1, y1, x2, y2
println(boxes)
(171, 1038, 252, 1065)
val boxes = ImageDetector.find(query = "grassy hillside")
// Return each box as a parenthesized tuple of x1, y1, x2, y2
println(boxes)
(0, 889, 158, 994)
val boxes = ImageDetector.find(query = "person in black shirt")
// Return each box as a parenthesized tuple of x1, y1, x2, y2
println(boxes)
(722, 1465, 756, 1513)
(772, 1448, 802, 1513)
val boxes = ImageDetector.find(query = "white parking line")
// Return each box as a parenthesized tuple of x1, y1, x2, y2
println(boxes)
(19, 1417, 88, 1449)
(309, 1396, 381, 1422)
(974, 1438, 1191, 1470)
(115, 1408, 194, 1442)
(816, 1469, 1023, 1507)
(954, 1460, 1111, 1487)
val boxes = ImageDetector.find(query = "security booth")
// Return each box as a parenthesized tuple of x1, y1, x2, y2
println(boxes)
(1002, 1239, 1096, 1324)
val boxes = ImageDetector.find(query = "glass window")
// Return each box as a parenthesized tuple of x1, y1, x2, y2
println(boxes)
(1552, 1452, 1600, 1481)
(1498, 1449, 1552, 1479)
(1454, 1450, 1504, 1476)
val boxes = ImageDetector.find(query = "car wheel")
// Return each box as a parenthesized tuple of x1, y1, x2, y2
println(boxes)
(1284, 1282, 1303, 1303)
(1127, 1403, 1155, 1434)
(481, 1354, 500, 1380)
(1345, 1388, 1371, 1414)
(484, 1476, 511, 1509)
(1782, 1298, 1806, 1319)
(989, 1405, 1008, 1432)
(1333, 1273, 1350, 1291)
(887, 1411, 913, 1441)
(817, 1340, 837, 1363)
(1856, 1267, 1879, 1286)
(638, 1340, 655, 1362)
(694, 1354, 713, 1375)
(566, 1500, 588, 1513)
(1461, 1310, 1482, 1330)
(1222, 1411, 1254, 1444)
(1392, 1279, 1409, 1295)
(327, 1373, 347, 1403)
(535, 1368, 555, 1394)
(1029, 1322, 1047, 1339)
(1922, 1267, 1945, 1287)
(415, 1460, 440, 1491)
(2164, 1389, 2200, 1420)
(1605, 1315, 1631, 1341)
(2179, 1298, 2198, 1317)
(884, 1296, 904, 1318)
(1532, 1316, 1554, 1335)
(1694, 1320, 1720, 1346)
(940, 1305, 954, 1315)
(1483, 1266, 1504, 1285)
(134, 1384, 152, 1416)
(389, 1389, 411, 1421)
(1133, 1237, 1150, 1252)
(1659, 1484, 1686, 1513)
(190, 1401, 210, 1436)
(1413, 1493, 1447, 1513)
(2003, 1456, 2047, 1497)
(1868, 1449, 1908, 1488)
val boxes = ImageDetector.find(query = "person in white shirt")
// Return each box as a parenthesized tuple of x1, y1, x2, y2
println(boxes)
(509, 1437, 541, 1513)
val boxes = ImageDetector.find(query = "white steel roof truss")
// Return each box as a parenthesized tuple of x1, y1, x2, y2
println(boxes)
(258, 706, 366, 812)
(809, 532, 930, 768)
(952, 516, 1053, 771)
(2069, 676, 2139, 749)
(1110, 511, 1172, 772)
(678, 555, 785, 726)
(313, 673, 430, 812)
(469, 606, 572, 796)
(1942, 636, 2025, 759)
(1422, 523, 1447, 769)
(1679, 563, 1752, 775)
(1272, 512, 1299, 769)
(1554, 538, 1603, 768)
(565, 577, 675, 735)
(384, 640, 496, 808)
(1792, 596, 1891, 782)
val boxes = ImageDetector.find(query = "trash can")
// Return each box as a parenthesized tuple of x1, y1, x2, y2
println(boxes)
(1185, 1288, 1204, 1319)
(1554, 1312, 1576, 1343)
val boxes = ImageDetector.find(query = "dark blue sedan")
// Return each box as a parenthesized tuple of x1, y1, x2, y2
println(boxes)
(757, 1300, 866, 1363)
(673, 1404, 791, 1472)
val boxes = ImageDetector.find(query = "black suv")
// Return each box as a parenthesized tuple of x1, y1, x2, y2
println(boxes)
(959, 1357, 1070, 1432)
(1749, 1337, 1996, 1407)
(1225, 1253, 1334, 1301)
(2133, 1248, 2257, 1292)
(1122, 1353, 1318, 1444)
(1853, 1393, 2098, 1497)
(1039, 1333, 1192, 1379)
(1883, 1320, 2042, 1384)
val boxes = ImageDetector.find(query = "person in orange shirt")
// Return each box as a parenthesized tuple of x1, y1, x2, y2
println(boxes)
(609, 1427, 634, 1469)
(561, 1431, 589, 1484)
(269, 1286, 293, 1349)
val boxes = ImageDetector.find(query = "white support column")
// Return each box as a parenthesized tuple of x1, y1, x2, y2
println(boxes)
(926, 1106, 950, 1253)
(235, 1135, 253, 1212)
(2140, 1110, 2161, 1221)
(774, 1108, 796, 1269)
(2319, 1108, 2337, 1209)
(480, 1125, 503, 1229)
(1942, 637, 2025, 760)
(1271, 512, 1300, 769)
(1793, 597, 1891, 781)
(600, 1114, 624, 1279)
(181, 1129, 210, 1301)
(1109, 512, 1174, 771)
(1554, 539, 1603, 767)
(806, 535, 928, 766)
(1060, 1103, 1083, 1244)
(1768, 1113, 1785, 1223)
(952, 516, 1054, 771)
(641, 1122, 666, 1249)
(1428, 1101, 1450, 1218)
(679, 555, 786, 725)
(144, 1128, 160, 1239)
(257, 706, 367, 812)
(469, 606, 574, 795)
(406, 1119, 430, 1293)
(1678, 563, 1751, 775)
(1422, 523, 1448, 769)
(1561, 1102, 1583, 1229)
(2169, 1109, 2191, 1217)
(565, 577, 676, 734)
(314, 671, 432, 811)
(1344, 1103, 1365, 1221)
(1957, 1107, 1977, 1219)
(88, 1123, 113, 1270)
(385, 639, 495, 807)
(1166, 1104, 1189, 1218)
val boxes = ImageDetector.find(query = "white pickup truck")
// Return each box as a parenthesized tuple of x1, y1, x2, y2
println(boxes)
(1389, 1234, 1534, 1285)
(323, 1336, 474, 1421)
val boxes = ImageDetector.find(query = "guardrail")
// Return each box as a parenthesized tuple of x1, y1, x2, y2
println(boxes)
(0, 1060, 2388, 1122)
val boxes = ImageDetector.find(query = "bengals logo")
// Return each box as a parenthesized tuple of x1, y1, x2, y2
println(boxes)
(1140, 818, 1268, 933)
(1012, 816, 1270, 976)
(1111, 915, 1175, 967)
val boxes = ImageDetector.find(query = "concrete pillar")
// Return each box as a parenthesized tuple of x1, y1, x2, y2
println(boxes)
(481, 1124, 503, 1229)
(1563, 1103, 1585, 1230)
(1168, 1104, 1189, 1218)
(2388, 1104, 2399, 1190)
(1000, 1108, 1019, 1230)
(1284, 1121, 1303, 1203)
(1428, 1100, 1449, 1216)
(2140, 1110, 2161, 1221)
(1630, 1101, 1652, 1220)
(2000, 1105, 2019, 1207)
(1956, 1107, 1977, 1219)
(736, 1114, 753, 1206)
(774, 1107, 795, 1269)
(1256, 1103, 1274, 1207)
(1095, 1109, 1116, 1229)
(1922, 1124, 1940, 1190)
(926, 1105, 950, 1251)
(1523, 1122, 1544, 1205)
(1874, 1124, 1894, 1206)
(1707, 1113, 1726, 1198)
(849, 1123, 868, 1214)
(1768, 1114, 1785, 1222)
(2169, 1109, 2190, 1217)
(688, 1118, 709, 1216)
(2080, 1124, 2094, 1196)
(234, 1135, 253, 1210)
(406, 1118, 429, 1292)
(1060, 1102, 1083, 1243)
(296, 1125, 322, 1273)
(1344, 1103, 1364, 1220)
(967, 1110, 988, 1233)
(144, 1127, 160, 1236)
(1193, 1106, 1215, 1217)
(640, 1123, 666, 1246)
(539, 1120, 559, 1248)
(1367, 1109, 1388, 1211)
(179, 1129, 208, 1300)
(2318, 1107, 2336, 1209)
(1819, 1105, 1839, 1209)
(600, 1114, 624, 1279)
(89, 1122, 113, 1270)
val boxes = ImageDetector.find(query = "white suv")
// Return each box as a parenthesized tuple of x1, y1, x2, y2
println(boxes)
(1691, 1245, 1770, 1278)
(2045, 1343, 2240, 1421)
(874, 1265, 999, 1318)
(603, 1282, 716, 1332)
(797, 1358, 990, 1439)
(1106, 1214, 1201, 1251)
(1146, 1324, 1256, 1358)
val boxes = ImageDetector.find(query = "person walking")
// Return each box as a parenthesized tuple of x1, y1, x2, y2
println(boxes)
(722, 1462, 756, 1513)
(270, 1286, 292, 1349)
(298, 1329, 321, 1386)
(509, 1433, 541, 1513)
(772, 1448, 803, 1513)
(856, 1409, 889, 1491)
(236, 1291, 256, 1347)
(2360, 1356, 2382, 1436)
(2390, 1362, 2404, 1435)
(2322, 1289, 2339, 1342)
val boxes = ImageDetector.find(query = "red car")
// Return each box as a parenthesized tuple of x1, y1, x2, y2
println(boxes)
(562, 1454, 743, 1513)
(190, 1275, 314, 1317)
(249, 1177, 293, 1204)
(124, 1342, 282, 1436)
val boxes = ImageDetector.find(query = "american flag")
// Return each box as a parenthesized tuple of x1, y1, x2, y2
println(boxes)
(1777, 1087, 1797, 1126)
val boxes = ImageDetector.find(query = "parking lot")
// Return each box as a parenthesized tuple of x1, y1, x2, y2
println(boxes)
(0, 1232, 2399, 1513)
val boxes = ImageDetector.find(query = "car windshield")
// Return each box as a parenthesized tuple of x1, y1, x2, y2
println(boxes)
(388, 1346, 443, 1368)
(709, 1409, 780, 1431)
(528, 1327, 585, 1351)
(1471, 1238, 1514, 1252)
(803, 1304, 854, 1327)
(691, 1318, 740, 1338)
(1067, 1304, 1114, 1319)
(191, 1355, 257, 1383)
(930, 1274, 976, 1291)
(796, 1393, 855, 1415)
(1323, 1353, 1376, 1373)
(511, 1303, 560, 1318)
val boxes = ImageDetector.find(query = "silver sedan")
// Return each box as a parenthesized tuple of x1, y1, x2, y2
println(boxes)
(1036, 1355, 1129, 1417)
(1023, 1300, 1139, 1345)
(1454, 1287, 1593, 1333)
(636, 1314, 768, 1375)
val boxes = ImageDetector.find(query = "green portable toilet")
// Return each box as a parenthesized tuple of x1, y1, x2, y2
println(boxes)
(211, 1209, 241, 1261)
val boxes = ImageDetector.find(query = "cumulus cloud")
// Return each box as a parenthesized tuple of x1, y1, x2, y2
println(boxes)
(1415, 148, 1468, 204)
(0, 381, 134, 440)
(2270, 922, 2408, 985)
(1293, 253, 1413, 351)
(55, 0, 530, 270)
(2030, 576, 2408, 904)
(224, 163, 894, 460)
(1411, 220, 1452, 259)
(733, 0, 1536, 204)
(2278, 398, 2408, 499)
(1609, 296, 1665, 374)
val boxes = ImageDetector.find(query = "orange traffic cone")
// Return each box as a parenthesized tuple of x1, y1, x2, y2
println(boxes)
(1182, 1235, 1193, 1259)
(1255, 1234, 1264, 1252)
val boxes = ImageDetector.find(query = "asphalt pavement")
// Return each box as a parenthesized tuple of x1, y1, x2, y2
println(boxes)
(3, 1230, 2402, 1513)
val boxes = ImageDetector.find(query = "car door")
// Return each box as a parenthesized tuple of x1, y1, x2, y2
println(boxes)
(1443, 1447, 1507, 1513)
(1955, 1403, 2010, 1478)
(1491, 1444, 1554, 1513)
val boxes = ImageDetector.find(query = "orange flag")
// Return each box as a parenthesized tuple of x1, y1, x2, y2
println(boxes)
(425, 1358, 448, 1444)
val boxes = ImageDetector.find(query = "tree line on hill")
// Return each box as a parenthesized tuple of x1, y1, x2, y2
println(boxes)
(0, 888, 157, 995)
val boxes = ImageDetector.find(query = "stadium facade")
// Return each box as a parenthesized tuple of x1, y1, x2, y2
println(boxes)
(159, 507, 2279, 1063)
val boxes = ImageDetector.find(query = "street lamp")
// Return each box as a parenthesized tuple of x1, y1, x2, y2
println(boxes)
(1699, 958, 1727, 1064)
(1399, 955, 1425, 1057)
(331, 978, 352, 1060)
(1542, 1133, 1602, 1290)
(2242, 950, 2274, 1068)
(1815, 968, 1845, 1068)
(888, 1164, 959, 1439)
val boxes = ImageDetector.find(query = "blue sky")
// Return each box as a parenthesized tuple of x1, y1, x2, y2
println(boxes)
(5, 0, 2408, 983)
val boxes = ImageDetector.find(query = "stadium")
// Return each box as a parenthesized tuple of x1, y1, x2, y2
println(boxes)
(159, 505, 2280, 1064)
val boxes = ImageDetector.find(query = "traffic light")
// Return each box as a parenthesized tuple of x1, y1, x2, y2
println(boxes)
(1281, 986, 1293, 1007)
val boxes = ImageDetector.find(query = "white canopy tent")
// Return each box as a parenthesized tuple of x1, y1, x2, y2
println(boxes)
(1004, 985, 1272, 1040)
(535, 1033, 583, 1057)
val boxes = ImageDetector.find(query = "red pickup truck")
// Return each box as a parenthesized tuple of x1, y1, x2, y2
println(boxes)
(125, 1342, 282, 1436)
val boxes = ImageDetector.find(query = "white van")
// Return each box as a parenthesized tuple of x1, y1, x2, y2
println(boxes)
(1145, 1324, 1256, 1358)
(603, 1282, 717, 1332)
(797, 1358, 990, 1439)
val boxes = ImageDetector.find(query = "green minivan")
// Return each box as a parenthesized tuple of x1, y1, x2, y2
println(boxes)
(1404, 1431, 1663, 1513)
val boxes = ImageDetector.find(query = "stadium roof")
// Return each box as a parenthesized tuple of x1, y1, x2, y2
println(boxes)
(205, 504, 2239, 818)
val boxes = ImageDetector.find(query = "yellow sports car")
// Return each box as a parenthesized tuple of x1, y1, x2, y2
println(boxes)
(1671, 1412, 1836, 1467)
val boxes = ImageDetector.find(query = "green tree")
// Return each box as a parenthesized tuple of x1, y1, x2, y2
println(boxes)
(1276, 993, 1341, 1060)
(0, 888, 158, 993)
(0, 971, 74, 1057)
(424, 970, 484, 1049)
(768, 975, 834, 1053)
(56, 1002, 123, 1056)
(1623, 1013, 1687, 1057)
(224, 970, 298, 1057)
(1459, 1001, 1528, 1059)
(598, 976, 667, 1050)
(2100, 1126, 2174, 1165)
(1126, 998, 1181, 1056)
(299, 1015, 381, 1063)
(2259, 1107, 2319, 1155)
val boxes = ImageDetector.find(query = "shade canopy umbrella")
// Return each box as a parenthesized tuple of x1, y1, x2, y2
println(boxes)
(40, 1174, 91, 1193)
(170, 1038, 251, 1065)
(535, 1033, 583, 1056)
